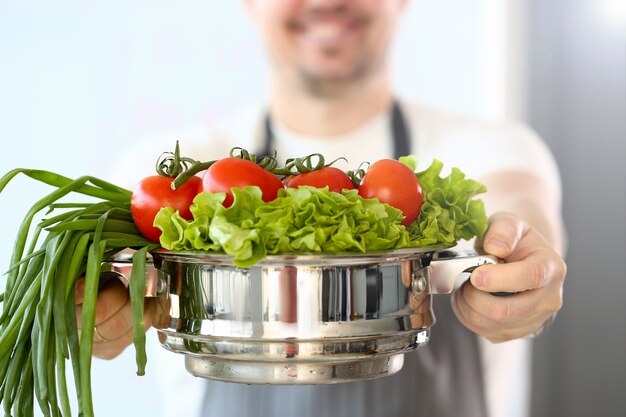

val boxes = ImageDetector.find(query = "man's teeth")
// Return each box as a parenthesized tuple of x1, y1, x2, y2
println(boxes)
(307, 24, 343, 40)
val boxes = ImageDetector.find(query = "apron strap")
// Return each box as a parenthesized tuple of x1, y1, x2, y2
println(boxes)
(390, 100, 411, 159)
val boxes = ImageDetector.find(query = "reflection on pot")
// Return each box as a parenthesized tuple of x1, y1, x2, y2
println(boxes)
(154, 250, 436, 384)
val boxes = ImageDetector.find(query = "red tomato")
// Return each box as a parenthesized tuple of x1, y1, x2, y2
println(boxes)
(283, 167, 355, 193)
(131, 175, 201, 243)
(358, 159, 423, 226)
(199, 157, 283, 206)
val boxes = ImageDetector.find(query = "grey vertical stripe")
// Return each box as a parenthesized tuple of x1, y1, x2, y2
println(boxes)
(200, 296, 487, 417)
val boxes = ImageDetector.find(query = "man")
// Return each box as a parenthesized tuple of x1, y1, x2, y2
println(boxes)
(81, 1, 566, 416)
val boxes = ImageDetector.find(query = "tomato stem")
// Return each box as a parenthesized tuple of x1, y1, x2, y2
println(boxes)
(170, 160, 215, 190)
(277, 154, 349, 176)
(156, 141, 197, 178)
(230, 147, 283, 174)
(169, 146, 355, 188)
(346, 161, 370, 188)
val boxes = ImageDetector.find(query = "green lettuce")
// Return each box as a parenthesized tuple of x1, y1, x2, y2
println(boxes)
(155, 187, 265, 266)
(400, 156, 488, 246)
(155, 186, 411, 267)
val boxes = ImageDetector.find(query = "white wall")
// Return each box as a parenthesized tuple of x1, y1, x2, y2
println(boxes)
(0, 1, 511, 416)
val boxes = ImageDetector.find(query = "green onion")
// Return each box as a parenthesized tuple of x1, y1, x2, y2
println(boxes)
(129, 245, 159, 376)
(0, 168, 156, 417)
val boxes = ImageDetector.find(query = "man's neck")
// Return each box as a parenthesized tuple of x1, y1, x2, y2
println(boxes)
(269, 71, 393, 137)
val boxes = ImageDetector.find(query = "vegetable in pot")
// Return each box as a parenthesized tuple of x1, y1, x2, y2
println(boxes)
(131, 142, 201, 243)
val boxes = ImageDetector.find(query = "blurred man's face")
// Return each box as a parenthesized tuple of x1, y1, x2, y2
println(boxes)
(247, 0, 405, 96)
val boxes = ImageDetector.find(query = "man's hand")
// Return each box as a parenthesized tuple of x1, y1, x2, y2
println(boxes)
(75, 278, 170, 359)
(452, 212, 567, 343)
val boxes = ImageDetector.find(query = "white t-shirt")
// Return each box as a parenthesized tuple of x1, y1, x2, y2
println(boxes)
(113, 99, 561, 417)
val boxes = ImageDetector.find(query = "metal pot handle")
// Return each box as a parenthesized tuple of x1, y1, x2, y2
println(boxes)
(426, 249, 505, 295)
(99, 255, 161, 297)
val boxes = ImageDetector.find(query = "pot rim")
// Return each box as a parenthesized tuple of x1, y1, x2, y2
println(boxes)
(151, 246, 451, 267)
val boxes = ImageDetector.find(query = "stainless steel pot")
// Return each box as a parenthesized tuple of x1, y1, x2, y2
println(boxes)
(103, 248, 497, 384)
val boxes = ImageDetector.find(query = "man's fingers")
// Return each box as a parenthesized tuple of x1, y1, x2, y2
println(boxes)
(471, 252, 548, 293)
(92, 326, 135, 360)
(481, 212, 526, 259)
(460, 282, 547, 323)
(454, 275, 564, 342)
(76, 279, 129, 328)
(471, 249, 565, 293)
(90, 296, 133, 342)
(453, 286, 544, 342)
(91, 297, 158, 344)
(74, 276, 170, 360)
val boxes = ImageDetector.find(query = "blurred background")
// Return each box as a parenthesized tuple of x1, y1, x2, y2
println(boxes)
(1, 1, 624, 416)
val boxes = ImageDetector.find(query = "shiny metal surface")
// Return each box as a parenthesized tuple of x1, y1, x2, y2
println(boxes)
(183, 351, 409, 384)
(429, 249, 501, 294)
(100, 249, 497, 383)
(149, 248, 497, 384)
(100, 254, 160, 297)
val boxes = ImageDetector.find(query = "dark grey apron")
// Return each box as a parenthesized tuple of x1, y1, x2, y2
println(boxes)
(200, 102, 488, 417)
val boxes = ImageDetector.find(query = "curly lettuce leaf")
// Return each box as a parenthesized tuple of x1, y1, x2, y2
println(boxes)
(400, 157, 488, 246)
(257, 187, 409, 255)
(154, 187, 265, 266)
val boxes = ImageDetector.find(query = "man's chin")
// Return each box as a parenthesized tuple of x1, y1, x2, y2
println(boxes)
(298, 66, 368, 98)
